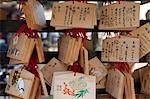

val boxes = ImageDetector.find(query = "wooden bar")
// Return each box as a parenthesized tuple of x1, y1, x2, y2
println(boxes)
(0, 20, 149, 32)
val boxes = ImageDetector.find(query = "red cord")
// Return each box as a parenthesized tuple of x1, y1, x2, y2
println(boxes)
(65, 28, 87, 40)
(15, 24, 38, 38)
(114, 62, 130, 73)
(25, 53, 39, 77)
(69, 62, 83, 76)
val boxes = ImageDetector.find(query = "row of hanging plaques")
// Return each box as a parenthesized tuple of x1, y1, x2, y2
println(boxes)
(4, 0, 150, 99)
(22, 0, 140, 30)
(50, 1, 140, 30)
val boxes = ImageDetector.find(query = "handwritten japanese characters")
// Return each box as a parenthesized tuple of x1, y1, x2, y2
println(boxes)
(99, 2, 140, 30)
(129, 23, 150, 58)
(50, 1, 97, 29)
(101, 36, 140, 62)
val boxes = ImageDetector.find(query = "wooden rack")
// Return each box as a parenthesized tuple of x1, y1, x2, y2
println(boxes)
(0, 20, 149, 32)
(0, 0, 150, 98)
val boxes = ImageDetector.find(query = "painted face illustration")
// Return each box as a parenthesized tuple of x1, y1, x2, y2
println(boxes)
(16, 78, 25, 96)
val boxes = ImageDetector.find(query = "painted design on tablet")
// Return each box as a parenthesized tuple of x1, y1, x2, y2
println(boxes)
(63, 76, 89, 99)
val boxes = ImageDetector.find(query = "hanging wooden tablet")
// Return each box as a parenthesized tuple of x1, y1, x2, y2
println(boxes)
(106, 69, 125, 99)
(99, 2, 140, 30)
(79, 47, 89, 75)
(23, 0, 46, 30)
(7, 33, 28, 60)
(37, 69, 48, 96)
(41, 57, 68, 86)
(50, 1, 96, 29)
(8, 36, 44, 64)
(29, 0, 46, 28)
(58, 35, 82, 65)
(124, 73, 136, 99)
(7, 33, 35, 64)
(9, 40, 35, 65)
(101, 36, 140, 62)
(11, 77, 40, 99)
(129, 23, 150, 58)
(88, 57, 107, 83)
(5, 69, 35, 99)
(50, 71, 73, 96)
(52, 71, 96, 99)
(35, 37, 45, 63)
(58, 35, 75, 65)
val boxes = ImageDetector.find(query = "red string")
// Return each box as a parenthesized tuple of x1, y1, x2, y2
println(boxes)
(114, 62, 130, 73)
(65, 28, 87, 40)
(65, 28, 86, 76)
(15, 24, 38, 38)
(15, 0, 39, 77)
(15, 24, 27, 36)
(25, 53, 39, 77)
(69, 62, 83, 76)
(27, 28, 39, 38)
